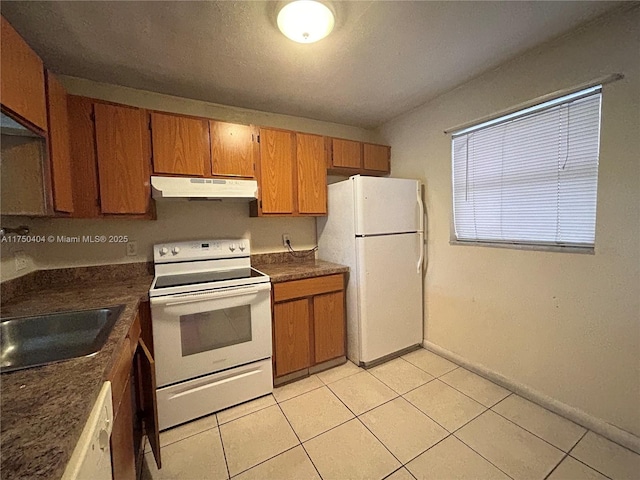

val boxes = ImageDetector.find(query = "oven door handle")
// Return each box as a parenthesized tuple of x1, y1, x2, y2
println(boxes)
(153, 286, 265, 307)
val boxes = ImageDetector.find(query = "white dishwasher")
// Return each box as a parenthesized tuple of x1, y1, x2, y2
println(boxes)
(62, 381, 114, 480)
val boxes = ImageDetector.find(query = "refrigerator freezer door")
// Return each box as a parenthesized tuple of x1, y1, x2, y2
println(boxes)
(354, 176, 421, 236)
(356, 233, 423, 364)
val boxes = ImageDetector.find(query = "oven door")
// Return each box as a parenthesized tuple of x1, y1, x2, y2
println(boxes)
(150, 282, 271, 388)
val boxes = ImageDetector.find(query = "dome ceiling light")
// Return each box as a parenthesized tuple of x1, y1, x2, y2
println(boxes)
(277, 1, 335, 44)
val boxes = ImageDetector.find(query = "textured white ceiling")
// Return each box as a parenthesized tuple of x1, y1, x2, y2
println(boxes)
(2, 1, 620, 128)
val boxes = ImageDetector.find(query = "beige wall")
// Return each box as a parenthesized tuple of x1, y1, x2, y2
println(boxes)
(380, 6, 640, 436)
(0, 78, 378, 281)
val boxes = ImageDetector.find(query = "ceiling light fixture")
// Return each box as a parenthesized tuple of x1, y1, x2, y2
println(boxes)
(277, 0, 335, 44)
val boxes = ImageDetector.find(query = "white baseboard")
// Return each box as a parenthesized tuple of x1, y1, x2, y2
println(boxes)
(423, 341, 640, 455)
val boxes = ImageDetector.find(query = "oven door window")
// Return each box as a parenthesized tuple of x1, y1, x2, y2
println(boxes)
(179, 305, 252, 357)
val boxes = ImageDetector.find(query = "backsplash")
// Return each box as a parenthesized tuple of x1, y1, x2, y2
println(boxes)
(251, 250, 318, 265)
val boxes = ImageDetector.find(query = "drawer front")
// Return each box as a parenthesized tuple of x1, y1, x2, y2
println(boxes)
(273, 274, 343, 302)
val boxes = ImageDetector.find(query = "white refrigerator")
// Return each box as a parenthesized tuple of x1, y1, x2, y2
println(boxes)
(317, 175, 424, 366)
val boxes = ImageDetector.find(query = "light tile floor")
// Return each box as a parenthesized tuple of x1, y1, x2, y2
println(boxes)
(143, 348, 640, 480)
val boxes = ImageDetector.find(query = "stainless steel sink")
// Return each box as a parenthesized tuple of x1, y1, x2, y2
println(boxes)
(0, 304, 124, 373)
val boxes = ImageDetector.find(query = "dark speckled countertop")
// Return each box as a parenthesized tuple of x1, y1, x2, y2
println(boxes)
(0, 267, 153, 480)
(253, 257, 349, 283)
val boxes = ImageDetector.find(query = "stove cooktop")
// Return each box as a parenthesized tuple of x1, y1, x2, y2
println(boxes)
(154, 268, 267, 289)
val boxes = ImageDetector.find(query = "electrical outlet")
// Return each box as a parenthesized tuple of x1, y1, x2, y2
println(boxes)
(126, 241, 138, 256)
(282, 234, 291, 248)
(14, 250, 28, 271)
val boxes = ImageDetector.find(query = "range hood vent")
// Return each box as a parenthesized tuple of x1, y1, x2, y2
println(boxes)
(151, 176, 258, 201)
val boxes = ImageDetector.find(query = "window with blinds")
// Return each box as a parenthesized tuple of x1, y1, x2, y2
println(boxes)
(452, 86, 602, 249)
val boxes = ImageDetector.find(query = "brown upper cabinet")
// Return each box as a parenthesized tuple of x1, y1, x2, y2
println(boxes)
(210, 121, 257, 178)
(363, 143, 391, 172)
(331, 138, 362, 169)
(1, 16, 47, 131)
(151, 112, 210, 177)
(68, 96, 153, 218)
(94, 103, 151, 215)
(252, 129, 327, 217)
(296, 133, 327, 215)
(328, 137, 391, 176)
(45, 71, 74, 214)
(149, 114, 257, 179)
(257, 128, 295, 215)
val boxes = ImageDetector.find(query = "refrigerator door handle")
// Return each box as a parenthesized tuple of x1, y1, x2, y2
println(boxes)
(417, 231, 424, 273)
(417, 188, 425, 273)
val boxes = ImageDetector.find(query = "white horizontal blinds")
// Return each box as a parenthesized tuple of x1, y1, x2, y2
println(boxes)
(452, 88, 601, 247)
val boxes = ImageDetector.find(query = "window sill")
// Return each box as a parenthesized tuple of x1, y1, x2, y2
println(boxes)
(449, 240, 595, 255)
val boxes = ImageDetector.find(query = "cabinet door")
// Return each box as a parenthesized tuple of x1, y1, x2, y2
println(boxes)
(151, 112, 210, 176)
(331, 138, 362, 169)
(68, 96, 101, 218)
(137, 338, 161, 469)
(297, 133, 327, 215)
(363, 144, 390, 172)
(94, 103, 150, 214)
(46, 72, 74, 213)
(211, 121, 256, 177)
(273, 299, 310, 376)
(313, 291, 345, 364)
(111, 374, 136, 480)
(259, 128, 294, 214)
(0, 17, 47, 130)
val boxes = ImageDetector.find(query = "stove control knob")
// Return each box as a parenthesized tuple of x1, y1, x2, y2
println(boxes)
(239, 243, 245, 252)
(172, 247, 181, 255)
(229, 243, 236, 252)
(159, 247, 168, 256)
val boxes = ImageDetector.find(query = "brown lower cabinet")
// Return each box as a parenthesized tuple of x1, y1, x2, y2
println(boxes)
(272, 274, 346, 380)
(109, 302, 161, 479)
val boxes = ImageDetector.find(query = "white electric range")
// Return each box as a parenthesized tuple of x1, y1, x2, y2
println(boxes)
(149, 239, 272, 430)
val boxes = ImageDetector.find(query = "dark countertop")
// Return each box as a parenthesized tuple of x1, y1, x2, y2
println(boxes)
(254, 259, 349, 283)
(0, 274, 153, 480)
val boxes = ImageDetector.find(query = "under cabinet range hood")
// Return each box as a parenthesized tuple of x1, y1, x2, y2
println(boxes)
(151, 176, 258, 201)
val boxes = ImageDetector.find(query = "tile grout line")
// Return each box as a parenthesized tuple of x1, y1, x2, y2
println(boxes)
(451, 434, 517, 480)
(383, 465, 418, 480)
(155, 417, 219, 451)
(221, 404, 300, 478)
(227, 444, 301, 479)
(417, 352, 640, 459)
(401, 434, 454, 473)
(565, 431, 614, 480)
(217, 394, 276, 426)
(543, 452, 570, 480)
(438, 375, 511, 409)
(367, 368, 436, 396)
(542, 429, 590, 480)
(316, 363, 364, 386)
(330, 387, 401, 418)
(215, 423, 232, 480)
(353, 415, 405, 468)
(401, 358, 460, 379)
(448, 405, 568, 479)
(329, 370, 483, 475)
(400, 384, 489, 435)
(274, 375, 325, 404)
(276, 383, 362, 445)
(429, 374, 603, 460)
(489, 403, 587, 455)
(274, 401, 325, 480)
